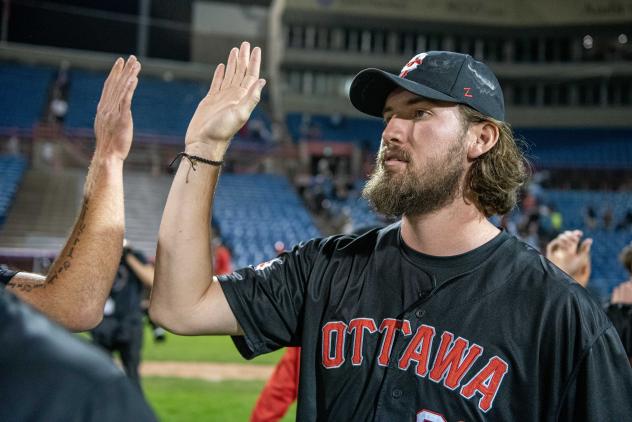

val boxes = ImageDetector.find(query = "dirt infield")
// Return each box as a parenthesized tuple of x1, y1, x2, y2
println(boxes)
(141, 361, 274, 381)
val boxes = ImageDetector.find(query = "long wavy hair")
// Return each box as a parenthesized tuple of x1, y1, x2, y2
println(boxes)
(459, 105, 530, 217)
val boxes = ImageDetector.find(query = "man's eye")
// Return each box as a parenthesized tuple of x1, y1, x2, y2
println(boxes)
(414, 110, 427, 119)
(383, 116, 391, 125)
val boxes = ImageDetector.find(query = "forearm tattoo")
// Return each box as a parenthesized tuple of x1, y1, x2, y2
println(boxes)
(7, 199, 89, 292)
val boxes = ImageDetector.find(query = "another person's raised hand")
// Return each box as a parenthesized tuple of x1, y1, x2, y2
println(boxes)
(545, 230, 593, 287)
(185, 42, 266, 158)
(94, 56, 141, 162)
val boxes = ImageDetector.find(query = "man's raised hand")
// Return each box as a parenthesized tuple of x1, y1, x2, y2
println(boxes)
(185, 42, 266, 157)
(94, 56, 141, 161)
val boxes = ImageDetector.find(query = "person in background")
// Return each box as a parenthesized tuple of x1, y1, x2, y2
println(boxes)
(584, 205, 597, 230)
(610, 243, 632, 364)
(546, 231, 632, 362)
(550, 204, 563, 232)
(251, 347, 300, 422)
(91, 241, 154, 390)
(213, 231, 233, 276)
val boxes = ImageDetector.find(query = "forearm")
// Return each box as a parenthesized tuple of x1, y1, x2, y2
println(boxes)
(126, 255, 155, 287)
(151, 143, 225, 327)
(9, 156, 125, 330)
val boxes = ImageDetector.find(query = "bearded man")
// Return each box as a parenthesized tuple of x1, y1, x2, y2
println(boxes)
(150, 44, 632, 421)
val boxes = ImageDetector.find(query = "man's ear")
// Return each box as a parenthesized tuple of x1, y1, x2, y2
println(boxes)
(467, 121, 499, 160)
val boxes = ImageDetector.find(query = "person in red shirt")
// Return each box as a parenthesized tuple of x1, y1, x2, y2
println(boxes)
(251, 347, 300, 422)
(213, 232, 233, 276)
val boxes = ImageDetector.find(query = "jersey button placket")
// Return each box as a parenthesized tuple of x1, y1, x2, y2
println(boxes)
(391, 388, 403, 399)
(415, 309, 425, 318)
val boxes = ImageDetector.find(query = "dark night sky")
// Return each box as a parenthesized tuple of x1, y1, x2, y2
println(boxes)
(2, 0, 193, 61)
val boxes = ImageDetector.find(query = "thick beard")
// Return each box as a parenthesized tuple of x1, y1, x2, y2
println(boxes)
(362, 138, 466, 217)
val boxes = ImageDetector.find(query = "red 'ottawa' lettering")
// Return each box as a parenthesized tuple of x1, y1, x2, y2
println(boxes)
(320, 318, 509, 413)
(348, 318, 377, 366)
(429, 331, 484, 389)
(460, 356, 509, 413)
(377, 318, 411, 366)
(322, 321, 347, 368)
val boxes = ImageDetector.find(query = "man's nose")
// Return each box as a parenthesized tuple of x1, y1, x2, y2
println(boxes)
(382, 116, 409, 145)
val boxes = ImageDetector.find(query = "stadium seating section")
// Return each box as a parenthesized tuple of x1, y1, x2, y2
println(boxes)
(0, 155, 27, 226)
(286, 112, 383, 150)
(0, 63, 53, 129)
(519, 128, 632, 170)
(66, 69, 271, 142)
(214, 173, 320, 268)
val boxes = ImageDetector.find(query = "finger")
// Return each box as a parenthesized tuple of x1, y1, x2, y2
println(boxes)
(558, 235, 574, 251)
(240, 79, 266, 118)
(112, 56, 138, 108)
(220, 47, 239, 90)
(231, 41, 251, 87)
(99, 57, 124, 108)
(546, 238, 562, 256)
(578, 238, 593, 255)
(208, 63, 225, 95)
(241, 46, 262, 89)
(121, 62, 141, 111)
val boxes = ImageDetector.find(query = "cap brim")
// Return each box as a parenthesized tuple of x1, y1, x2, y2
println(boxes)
(349, 69, 458, 118)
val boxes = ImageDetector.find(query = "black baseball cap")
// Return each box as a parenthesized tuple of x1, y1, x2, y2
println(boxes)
(349, 51, 505, 121)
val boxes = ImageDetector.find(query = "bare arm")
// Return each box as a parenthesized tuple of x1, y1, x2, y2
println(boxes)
(125, 253, 154, 287)
(7, 56, 141, 331)
(150, 42, 266, 336)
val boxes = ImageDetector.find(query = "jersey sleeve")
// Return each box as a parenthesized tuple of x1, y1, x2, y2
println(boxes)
(556, 326, 632, 420)
(218, 240, 322, 359)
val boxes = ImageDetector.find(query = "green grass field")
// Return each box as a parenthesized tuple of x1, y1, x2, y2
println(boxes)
(83, 322, 296, 420)
(144, 377, 296, 422)
(141, 325, 285, 364)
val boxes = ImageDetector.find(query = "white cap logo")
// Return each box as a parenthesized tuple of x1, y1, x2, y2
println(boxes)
(400, 53, 428, 78)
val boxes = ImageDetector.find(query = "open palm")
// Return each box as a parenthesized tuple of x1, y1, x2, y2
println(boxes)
(93, 56, 141, 161)
(185, 42, 265, 147)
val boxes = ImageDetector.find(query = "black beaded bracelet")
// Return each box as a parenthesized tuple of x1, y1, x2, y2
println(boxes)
(169, 152, 224, 170)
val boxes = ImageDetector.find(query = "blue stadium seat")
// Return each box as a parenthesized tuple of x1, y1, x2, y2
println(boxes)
(0, 155, 27, 226)
(286, 113, 383, 149)
(0, 63, 54, 129)
(517, 128, 632, 170)
(213, 173, 321, 268)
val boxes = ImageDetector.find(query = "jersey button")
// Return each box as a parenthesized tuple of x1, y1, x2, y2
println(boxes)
(415, 309, 425, 318)
(391, 389, 402, 399)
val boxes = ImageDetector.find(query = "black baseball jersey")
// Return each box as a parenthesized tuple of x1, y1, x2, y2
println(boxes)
(218, 223, 632, 421)
(0, 268, 157, 422)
